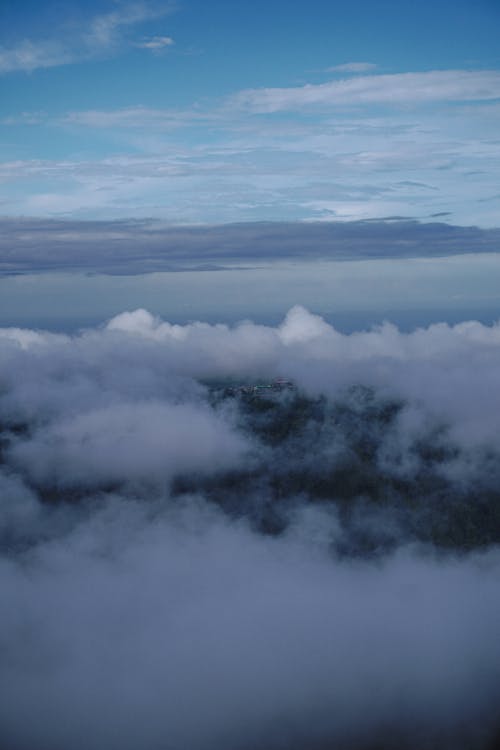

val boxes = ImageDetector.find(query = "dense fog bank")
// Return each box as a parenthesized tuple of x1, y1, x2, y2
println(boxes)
(1, 306, 500, 749)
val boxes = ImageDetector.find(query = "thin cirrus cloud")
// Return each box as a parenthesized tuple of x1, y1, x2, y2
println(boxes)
(134, 35, 174, 50)
(326, 61, 378, 73)
(0, 39, 73, 75)
(1, 63, 499, 225)
(232, 69, 500, 112)
(60, 105, 207, 129)
(0, 2, 174, 74)
(60, 69, 500, 124)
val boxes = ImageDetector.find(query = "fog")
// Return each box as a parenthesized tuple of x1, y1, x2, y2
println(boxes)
(1, 307, 500, 750)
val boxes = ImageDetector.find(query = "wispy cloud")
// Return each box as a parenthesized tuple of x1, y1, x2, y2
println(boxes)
(0, 2, 175, 74)
(232, 70, 500, 112)
(326, 62, 377, 74)
(0, 39, 73, 74)
(83, 3, 171, 49)
(2, 105, 500, 225)
(2, 62, 500, 226)
(134, 35, 174, 51)
(61, 106, 197, 130)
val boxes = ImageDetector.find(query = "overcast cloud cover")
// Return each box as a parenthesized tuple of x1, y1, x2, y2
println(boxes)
(1, 307, 500, 750)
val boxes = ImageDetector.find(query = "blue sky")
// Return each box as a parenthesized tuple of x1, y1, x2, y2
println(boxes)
(1, 0, 500, 225)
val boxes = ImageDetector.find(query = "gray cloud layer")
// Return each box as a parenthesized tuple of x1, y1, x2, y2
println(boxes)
(1, 308, 500, 749)
(1, 217, 500, 275)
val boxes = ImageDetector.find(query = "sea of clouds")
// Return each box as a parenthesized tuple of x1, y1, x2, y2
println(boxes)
(1, 306, 500, 750)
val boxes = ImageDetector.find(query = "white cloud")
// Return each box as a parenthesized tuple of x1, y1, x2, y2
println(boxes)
(134, 35, 174, 50)
(100, 305, 500, 447)
(1, 308, 500, 748)
(1, 501, 499, 750)
(327, 61, 377, 73)
(0, 39, 72, 74)
(3, 305, 500, 447)
(232, 70, 500, 113)
(83, 3, 171, 49)
(2, 65, 500, 225)
(61, 105, 203, 129)
(11, 401, 249, 487)
(0, 2, 175, 74)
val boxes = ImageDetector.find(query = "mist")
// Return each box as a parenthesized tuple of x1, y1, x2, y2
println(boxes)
(1, 306, 500, 750)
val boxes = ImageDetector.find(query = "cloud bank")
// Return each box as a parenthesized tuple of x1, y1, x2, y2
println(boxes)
(1, 217, 500, 276)
(1, 307, 500, 749)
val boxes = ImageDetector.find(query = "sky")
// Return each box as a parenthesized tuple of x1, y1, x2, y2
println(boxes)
(1, 0, 500, 328)
(3, 6, 500, 748)
(1, 0, 500, 225)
